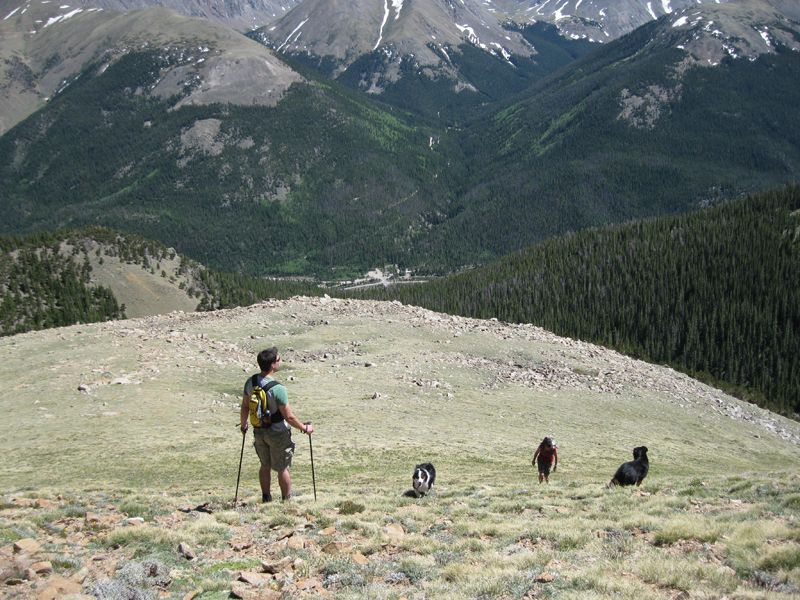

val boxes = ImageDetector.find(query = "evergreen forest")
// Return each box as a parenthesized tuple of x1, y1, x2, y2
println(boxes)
(0, 227, 324, 336)
(0, 233, 125, 336)
(0, 50, 459, 279)
(2, 23, 799, 278)
(355, 184, 800, 416)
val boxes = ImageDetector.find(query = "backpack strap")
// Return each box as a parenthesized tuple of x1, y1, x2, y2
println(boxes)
(252, 376, 284, 427)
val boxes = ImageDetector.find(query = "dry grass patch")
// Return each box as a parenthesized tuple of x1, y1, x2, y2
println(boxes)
(3, 475, 800, 598)
(652, 513, 726, 545)
(104, 524, 185, 554)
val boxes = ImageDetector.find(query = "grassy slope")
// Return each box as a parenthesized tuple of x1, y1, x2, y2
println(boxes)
(2, 297, 797, 489)
(74, 240, 199, 318)
(1, 297, 799, 598)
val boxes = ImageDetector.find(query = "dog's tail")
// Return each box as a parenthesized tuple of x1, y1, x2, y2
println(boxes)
(605, 478, 620, 489)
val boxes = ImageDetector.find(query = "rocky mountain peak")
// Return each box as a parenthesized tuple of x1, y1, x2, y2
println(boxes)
(0, 0, 303, 134)
(663, 0, 800, 66)
(252, 0, 534, 74)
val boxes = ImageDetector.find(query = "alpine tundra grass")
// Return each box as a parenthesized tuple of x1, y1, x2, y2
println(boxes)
(3, 474, 799, 599)
(1, 297, 799, 598)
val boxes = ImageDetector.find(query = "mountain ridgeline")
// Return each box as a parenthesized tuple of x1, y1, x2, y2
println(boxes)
(355, 184, 800, 417)
(1, 0, 799, 277)
(260, 21, 598, 124)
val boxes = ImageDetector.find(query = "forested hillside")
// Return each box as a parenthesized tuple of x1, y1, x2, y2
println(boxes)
(355, 184, 800, 416)
(0, 227, 324, 336)
(0, 231, 126, 336)
(2, 3, 799, 277)
(431, 22, 800, 266)
(0, 49, 459, 278)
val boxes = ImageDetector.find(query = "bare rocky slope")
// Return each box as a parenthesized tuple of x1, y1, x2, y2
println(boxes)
(0, 0, 302, 135)
(253, 0, 534, 75)
(70, 0, 304, 32)
(495, 0, 727, 42)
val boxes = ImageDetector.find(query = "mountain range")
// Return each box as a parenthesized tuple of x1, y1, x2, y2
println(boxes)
(250, 0, 735, 76)
(1, 0, 799, 277)
(61, 0, 733, 46)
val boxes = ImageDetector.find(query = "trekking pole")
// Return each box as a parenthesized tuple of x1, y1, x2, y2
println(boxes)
(233, 428, 246, 508)
(305, 422, 316, 501)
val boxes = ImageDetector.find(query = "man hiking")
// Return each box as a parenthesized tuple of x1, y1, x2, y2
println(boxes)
(240, 347, 313, 502)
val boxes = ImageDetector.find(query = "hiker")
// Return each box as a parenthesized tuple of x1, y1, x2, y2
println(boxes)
(240, 347, 313, 502)
(532, 437, 558, 483)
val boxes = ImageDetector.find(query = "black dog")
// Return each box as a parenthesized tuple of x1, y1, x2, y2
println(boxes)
(607, 446, 649, 488)
(412, 463, 436, 497)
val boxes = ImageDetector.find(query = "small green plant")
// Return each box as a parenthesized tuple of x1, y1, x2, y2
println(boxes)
(338, 500, 365, 515)
(51, 555, 83, 573)
(321, 557, 368, 588)
(782, 494, 800, 508)
(757, 545, 800, 572)
(0, 527, 22, 542)
(118, 500, 153, 519)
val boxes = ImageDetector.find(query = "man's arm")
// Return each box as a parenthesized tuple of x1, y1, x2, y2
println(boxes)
(278, 403, 313, 434)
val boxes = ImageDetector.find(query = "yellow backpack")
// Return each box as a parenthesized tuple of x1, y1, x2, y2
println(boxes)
(248, 376, 282, 427)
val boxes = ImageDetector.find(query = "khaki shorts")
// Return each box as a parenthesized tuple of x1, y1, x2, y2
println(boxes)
(253, 427, 295, 472)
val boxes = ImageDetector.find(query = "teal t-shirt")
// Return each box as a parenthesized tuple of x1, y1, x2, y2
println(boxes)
(245, 374, 289, 431)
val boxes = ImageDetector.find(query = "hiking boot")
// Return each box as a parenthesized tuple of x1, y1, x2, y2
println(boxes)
(262, 493, 272, 503)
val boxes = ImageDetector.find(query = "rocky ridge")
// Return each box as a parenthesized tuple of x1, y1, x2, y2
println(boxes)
(70, 296, 800, 446)
(0, 0, 302, 135)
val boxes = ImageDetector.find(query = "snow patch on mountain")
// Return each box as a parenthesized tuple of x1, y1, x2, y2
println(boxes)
(374, 0, 405, 48)
(43, 6, 82, 27)
(277, 16, 308, 52)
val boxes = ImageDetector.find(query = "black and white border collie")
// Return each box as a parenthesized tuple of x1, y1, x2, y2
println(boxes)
(412, 463, 436, 498)
(607, 446, 649, 488)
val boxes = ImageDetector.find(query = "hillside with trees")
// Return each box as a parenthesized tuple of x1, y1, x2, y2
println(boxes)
(0, 227, 325, 336)
(355, 184, 800, 416)
(0, 49, 459, 279)
(429, 21, 800, 268)
(5, 184, 800, 416)
(0, 236, 125, 336)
